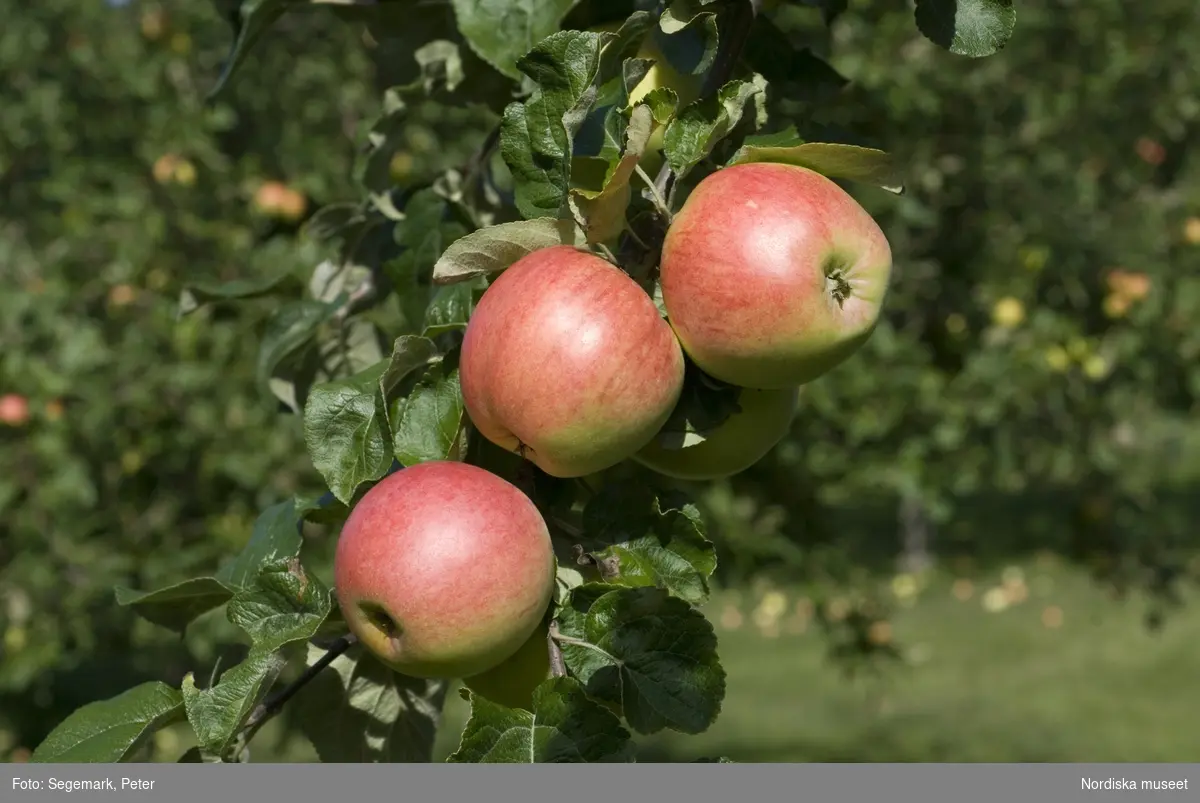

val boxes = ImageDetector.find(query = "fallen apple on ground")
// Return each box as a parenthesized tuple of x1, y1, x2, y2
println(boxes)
(334, 461, 556, 679)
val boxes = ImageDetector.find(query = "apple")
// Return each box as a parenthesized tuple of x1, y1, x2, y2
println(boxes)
(460, 245, 686, 478)
(152, 154, 180, 185)
(1135, 136, 1166, 166)
(991, 297, 1025, 328)
(1184, 217, 1200, 245)
(1104, 269, 1150, 302)
(0, 394, 30, 427)
(658, 162, 892, 389)
(462, 620, 551, 710)
(635, 386, 799, 480)
(334, 461, 556, 679)
(253, 180, 308, 222)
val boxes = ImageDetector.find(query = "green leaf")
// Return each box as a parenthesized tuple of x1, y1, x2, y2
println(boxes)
(657, 2, 720, 76)
(378, 335, 441, 431)
(207, 0, 292, 100)
(182, 649, 288, 756)
(914, 0, 1016, 58)
(423, 279, 485, 337)
(114, 578, 233, 634)
(291, 643, 447, 762)
(177, 267, 296, 317)
(500, 31, 608, 220)
(303, 202, 368, 243)
(642, 87, 680, 126)
(448, 677, 634, 762)
(394, 188, 469, 271)
(303, 360, 393, 505)
(662, 76, 767, 179)
(357, 48, 475, 201)
(226, 557, 333, 652)
(256, 299, 338, 395)
(570, 104, 654, 244)
(727, 140, 905, 194)
(556, 585, 725, 735)
(432, 218, 588, 284)
(450, 0, 579, 81)
(390, 358, 468, 466)
(217, 496, 316, 590)
(579, 481, 716, 605)
(29, 682, 185, 763)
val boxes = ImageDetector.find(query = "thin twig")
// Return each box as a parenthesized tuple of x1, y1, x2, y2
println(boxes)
(241, 634, 358, 739)
(462, 122, 502, 190)
(635, 164, 672, 221)
(547, 621, 568, 678)
(549, 515, 583, 539)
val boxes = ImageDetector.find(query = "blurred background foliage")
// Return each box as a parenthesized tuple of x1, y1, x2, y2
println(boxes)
(2, 0, 1198, 763)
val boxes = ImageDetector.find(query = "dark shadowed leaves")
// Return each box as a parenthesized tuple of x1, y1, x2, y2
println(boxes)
(291, 643, 447, 762)
(450, 0, 579, 80)
(579, 481, 716, 604)
(556, 585, 725, 735)
(914, 0, 1016, 58)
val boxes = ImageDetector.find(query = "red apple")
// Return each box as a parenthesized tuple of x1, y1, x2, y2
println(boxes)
(659, 162, 892, 389)
(253, 180, 308, 221)
(334, 461, 556, 679)
(635, 386, 799, 480)
(460, 245, 686, 478)
(462, 619, 551, 710)
(0, 394, 30, 427)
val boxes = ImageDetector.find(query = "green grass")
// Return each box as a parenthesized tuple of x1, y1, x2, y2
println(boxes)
(196, 556, 1197, 763)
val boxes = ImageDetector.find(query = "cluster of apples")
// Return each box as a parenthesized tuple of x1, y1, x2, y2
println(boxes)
(333, 162, 893, 709)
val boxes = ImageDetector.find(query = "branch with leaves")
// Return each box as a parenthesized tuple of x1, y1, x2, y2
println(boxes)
(26, 0, 1016, 767)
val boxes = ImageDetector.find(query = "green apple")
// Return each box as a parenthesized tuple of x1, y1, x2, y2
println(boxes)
(635, 387, 799, 480)
(462, 620, 552, 710)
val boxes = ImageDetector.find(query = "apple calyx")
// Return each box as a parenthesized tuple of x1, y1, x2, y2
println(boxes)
(361, 603, 404, 650)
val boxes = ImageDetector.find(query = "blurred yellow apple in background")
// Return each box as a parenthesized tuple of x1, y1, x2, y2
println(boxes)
(991, 296, 1025, 328)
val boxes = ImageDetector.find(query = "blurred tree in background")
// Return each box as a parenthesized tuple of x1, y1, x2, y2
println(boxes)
(2, 0, 1198, 762)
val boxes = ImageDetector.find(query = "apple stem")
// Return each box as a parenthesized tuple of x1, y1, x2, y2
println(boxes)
(636, 164, 673, 221)
(549, 629, 611, 661)
(547, 621, 568, 678)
